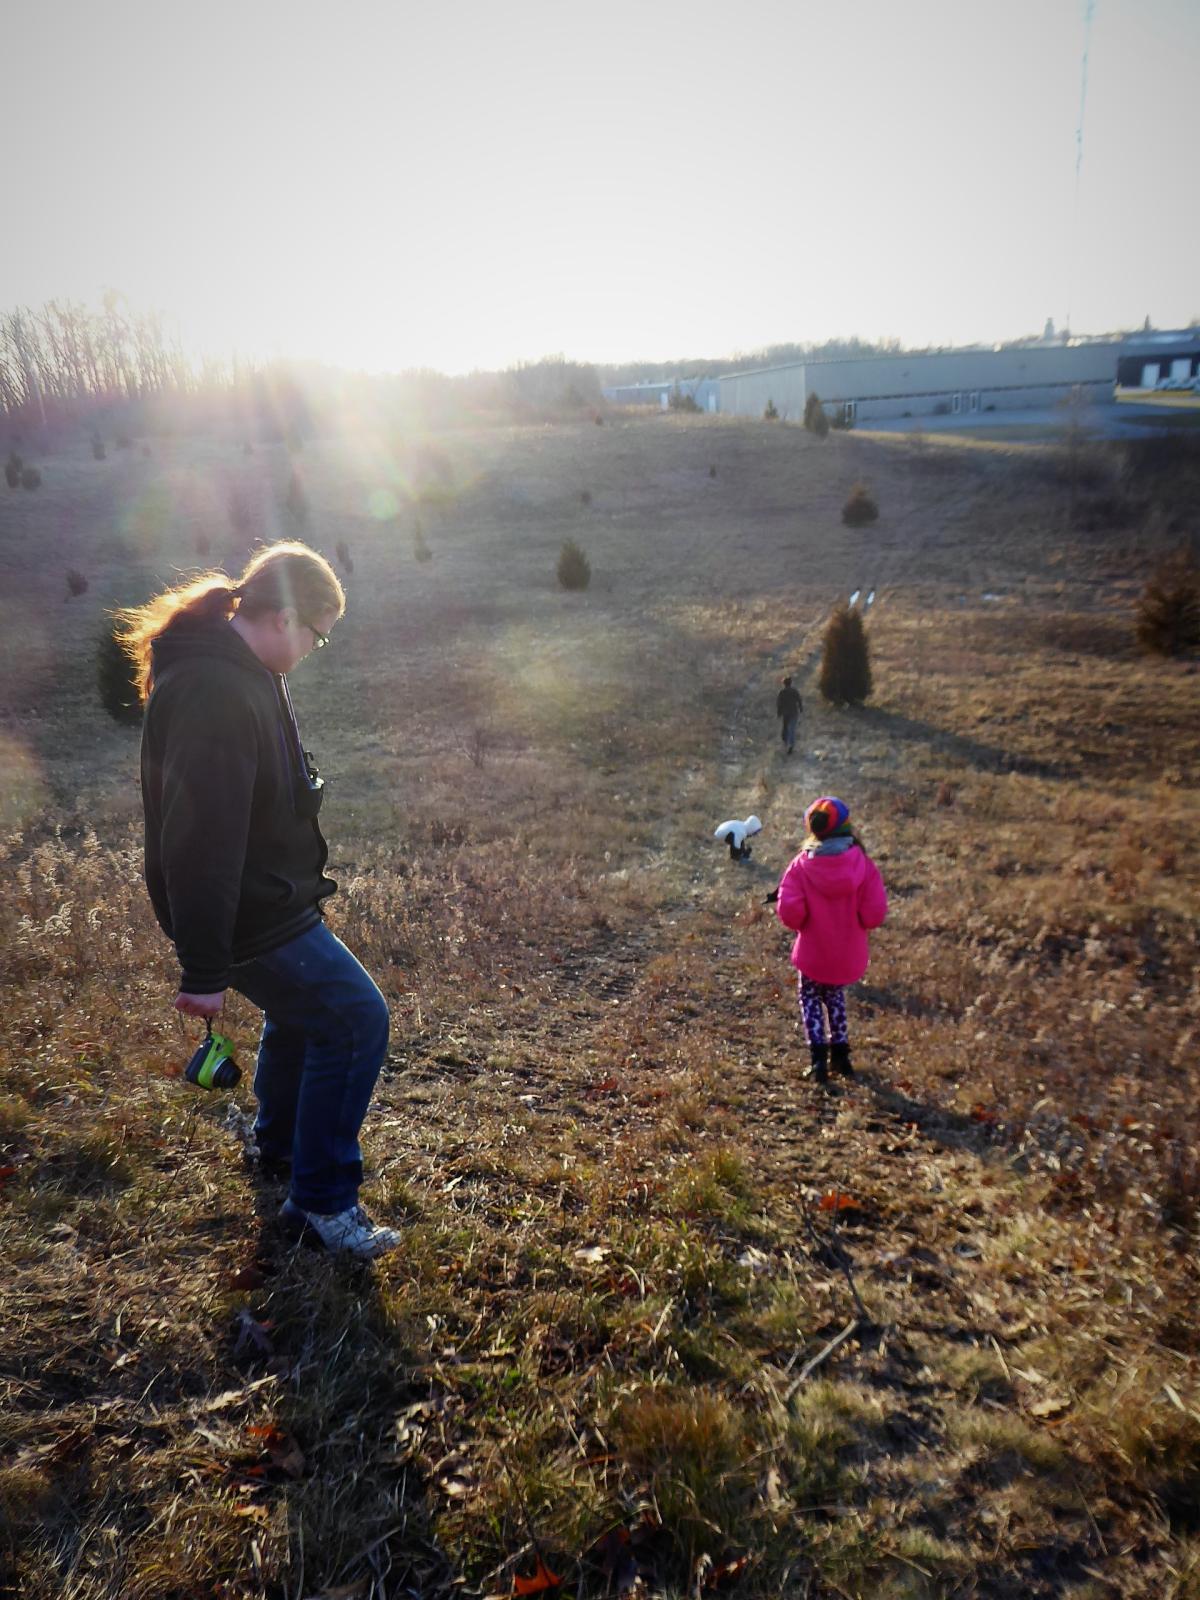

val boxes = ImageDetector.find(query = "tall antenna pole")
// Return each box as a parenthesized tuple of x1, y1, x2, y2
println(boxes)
(1067, 0, 1096, 339)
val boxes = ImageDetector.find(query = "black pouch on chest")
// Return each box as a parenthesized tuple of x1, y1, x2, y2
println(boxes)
(295, 750, 325, 819)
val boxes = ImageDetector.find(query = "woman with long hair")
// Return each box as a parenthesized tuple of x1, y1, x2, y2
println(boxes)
(118, 540, 398, 1258)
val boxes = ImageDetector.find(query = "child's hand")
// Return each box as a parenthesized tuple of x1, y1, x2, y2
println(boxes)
(763, 888, 778, 905)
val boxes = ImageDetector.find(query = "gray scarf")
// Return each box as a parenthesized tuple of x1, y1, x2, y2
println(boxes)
(806, 835, 856, 857)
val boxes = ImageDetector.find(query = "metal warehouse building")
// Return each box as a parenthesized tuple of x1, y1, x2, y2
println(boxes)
(715, 334, 1199, 424)
(601, 376, 720, 410)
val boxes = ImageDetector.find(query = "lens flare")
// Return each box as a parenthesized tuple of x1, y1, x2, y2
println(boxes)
(368, 488, 401, 521)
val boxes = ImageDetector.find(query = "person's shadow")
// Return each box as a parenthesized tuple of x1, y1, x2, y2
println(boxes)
(229, 1143, 456, 1596)
(858, 705, 1069, 780)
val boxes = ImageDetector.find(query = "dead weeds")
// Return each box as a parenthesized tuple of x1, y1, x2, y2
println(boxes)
(0, 416, 1197, 1597)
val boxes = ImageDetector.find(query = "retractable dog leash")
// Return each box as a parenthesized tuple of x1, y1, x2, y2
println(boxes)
(184, 1017, 242, 1090)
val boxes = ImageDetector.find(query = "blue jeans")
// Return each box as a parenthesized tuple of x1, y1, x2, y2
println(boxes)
(230, 923, 389, 1214)
(781, 715, 798, 750)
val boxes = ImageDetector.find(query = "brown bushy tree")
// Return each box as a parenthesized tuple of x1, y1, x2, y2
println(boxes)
(842, 483, 878, 526)
(819, 603, 873, 705)
(1135, 550, 1200, 656)
(557, 538, 591, 591)
(804, 392, 830, 438)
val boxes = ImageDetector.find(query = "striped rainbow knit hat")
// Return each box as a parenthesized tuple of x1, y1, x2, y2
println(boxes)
(804, 796, 851, 837)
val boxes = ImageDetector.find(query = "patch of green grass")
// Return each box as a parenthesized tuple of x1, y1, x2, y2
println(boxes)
(941, 1342, 1015, 1404)
(609, 1386, 758, 1563)
(665, 1147, 755, 1223)
(0, 1092, 32, 1140)
(672, 1317, 760, 1383)
(948, 1407, 1069, 1477)
(747, 1278, 820, 1348)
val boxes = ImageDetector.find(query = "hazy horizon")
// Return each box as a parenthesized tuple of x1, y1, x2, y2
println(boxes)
(4, 0, 1197, 376)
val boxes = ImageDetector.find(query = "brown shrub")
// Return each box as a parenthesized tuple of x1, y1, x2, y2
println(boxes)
(1135, 550, 1200, 656)
(842, 483, 878, 526)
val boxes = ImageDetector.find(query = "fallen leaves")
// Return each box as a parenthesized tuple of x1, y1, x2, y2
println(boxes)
(229, 1264, 267, 1291)
(512, 1555, 561, 1594)
(1028, 1396, 1071, 1419)
(246, 1422, 305, 1478)
(233, 1308, 274, 1359)
(818, 1190, 860, 1213)
(705, 1553, 753, 1589)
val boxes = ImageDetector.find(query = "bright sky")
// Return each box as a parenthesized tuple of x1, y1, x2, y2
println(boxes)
(3, 0, 1197, 374)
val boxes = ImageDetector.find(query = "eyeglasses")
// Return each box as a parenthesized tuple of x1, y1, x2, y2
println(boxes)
(301, 620, 330, 650)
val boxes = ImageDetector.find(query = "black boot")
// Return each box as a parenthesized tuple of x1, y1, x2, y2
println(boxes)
(830, 1041, 854, 1078)
(807, 1043, 829, 1085)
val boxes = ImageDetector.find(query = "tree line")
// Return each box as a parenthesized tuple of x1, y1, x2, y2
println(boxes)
(0, 295, 611, 441)
(0, 293, 187, 429)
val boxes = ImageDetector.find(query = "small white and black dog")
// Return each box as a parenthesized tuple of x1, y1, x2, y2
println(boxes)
(713, 814, 762, 862)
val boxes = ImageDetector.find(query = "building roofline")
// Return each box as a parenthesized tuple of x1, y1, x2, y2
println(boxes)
(717, 332, 1199, 383)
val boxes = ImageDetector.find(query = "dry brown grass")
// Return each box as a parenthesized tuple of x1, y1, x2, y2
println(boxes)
(0, 415, 1197, 1597)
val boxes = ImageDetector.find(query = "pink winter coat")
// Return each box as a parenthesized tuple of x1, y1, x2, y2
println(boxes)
(775, 843, 888, 986)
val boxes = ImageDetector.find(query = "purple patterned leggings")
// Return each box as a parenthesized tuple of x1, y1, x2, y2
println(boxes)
(798, 974, 848, 1046)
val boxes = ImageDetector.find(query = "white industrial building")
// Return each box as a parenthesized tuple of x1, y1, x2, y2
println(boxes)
(713, 333, 1200, 424)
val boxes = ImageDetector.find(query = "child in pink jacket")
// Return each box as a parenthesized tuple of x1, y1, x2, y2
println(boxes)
(775, 796, 887, 1085)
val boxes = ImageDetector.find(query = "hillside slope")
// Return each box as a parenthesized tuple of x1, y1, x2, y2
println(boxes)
(1, 416, 1197, 1598)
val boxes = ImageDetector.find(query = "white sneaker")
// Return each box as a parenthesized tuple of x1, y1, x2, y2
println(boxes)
(280, 1198, 400, 1259)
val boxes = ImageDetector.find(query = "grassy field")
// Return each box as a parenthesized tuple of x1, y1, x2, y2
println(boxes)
(1, 413, 1198, 1599)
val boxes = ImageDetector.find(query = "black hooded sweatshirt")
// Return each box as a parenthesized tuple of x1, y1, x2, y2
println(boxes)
(140, 618, 336, 993)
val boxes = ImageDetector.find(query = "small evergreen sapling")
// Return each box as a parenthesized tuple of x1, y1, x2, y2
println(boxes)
(818, 603, 873, 706)
(1135, 550, 1200, 656)
(803, 392, 830, 438)
(557, 539, 591, 591)
(97, 620, 143, 725)
(841, 483, 878, 526)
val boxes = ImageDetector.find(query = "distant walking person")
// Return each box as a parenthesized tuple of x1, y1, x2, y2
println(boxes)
(776, 676, 802, 755)
(775, 796, 887, 1085)
(119, 540, 399, 1258)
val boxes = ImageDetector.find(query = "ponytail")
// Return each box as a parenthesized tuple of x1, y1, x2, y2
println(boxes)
(114, 539, 345, 703)
(114, 575, 240, 703)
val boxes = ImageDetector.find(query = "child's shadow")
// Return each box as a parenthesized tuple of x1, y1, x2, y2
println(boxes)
(854, 1068, 1007, 1157)
(736, 854, 781, 888)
